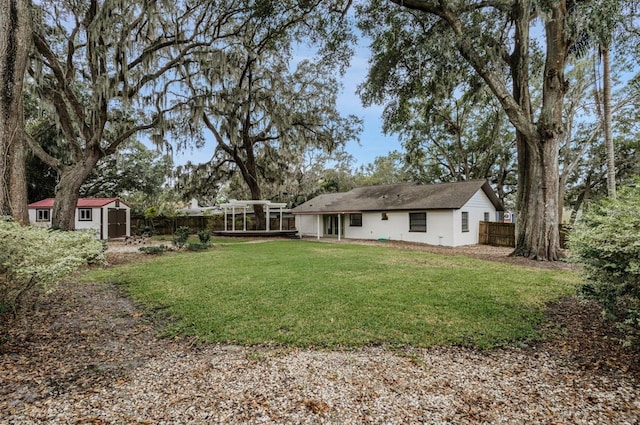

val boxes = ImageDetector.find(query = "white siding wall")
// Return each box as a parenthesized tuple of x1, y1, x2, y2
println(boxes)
(28, 209, 52, 228)
(344, 210, 455, 246)
(296, 214, 322, 238)
(421, 210, 455, 246)
(345, 212, 389, 240)
(75, 207, 102, 236)
(453, 190, 497, 246)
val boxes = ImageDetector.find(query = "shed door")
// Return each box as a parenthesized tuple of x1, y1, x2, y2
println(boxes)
(108, 209, 127, 238)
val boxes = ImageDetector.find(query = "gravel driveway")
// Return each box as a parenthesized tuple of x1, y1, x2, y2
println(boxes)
(1, 241, 638, 424)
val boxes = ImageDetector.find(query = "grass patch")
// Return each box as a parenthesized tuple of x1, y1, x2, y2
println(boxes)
(85, 240, 578, 348)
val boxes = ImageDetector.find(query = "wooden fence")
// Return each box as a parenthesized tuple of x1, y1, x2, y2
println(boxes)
(479, 221, 570, 248)
(479, 221, 515, 247)
(131, 214, 296, 236)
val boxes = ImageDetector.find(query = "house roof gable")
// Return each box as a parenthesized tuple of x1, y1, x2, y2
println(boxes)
(28, 197, 128, 208)
(292, 180, 504, 214)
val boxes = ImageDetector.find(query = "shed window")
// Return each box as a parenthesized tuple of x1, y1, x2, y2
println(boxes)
(36, 209, 50, 222)
(484, 212, 490, 222)
(409, 212, 426, 232)
(462, 211, 469, 232)
(79, 208, 92, 221)
(349, 213, 362, 227)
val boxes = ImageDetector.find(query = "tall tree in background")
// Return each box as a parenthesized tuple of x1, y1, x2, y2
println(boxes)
(24, 113, 62, 203)
(354, 151, 409, 187)
(80, 139, 172, 199)
(174, 0, 360, 229)
(358, 0, 593, 260)
(0, 0, 30, 223)
(27, 0, 234, 230)
(399, 86, 516, 203)
(557, 56, 600, 224)
(564, 69, 640, 220)
(588, 0, 639, 199)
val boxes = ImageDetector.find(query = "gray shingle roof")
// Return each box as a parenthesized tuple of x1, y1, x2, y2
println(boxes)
(292, 180, 504, 214)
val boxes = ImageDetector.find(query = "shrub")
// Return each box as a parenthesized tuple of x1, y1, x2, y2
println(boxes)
(197, 230, 211, 244)
(173, 226, 190, 248)
(136, 225, 154, 237)
(138, 245, 168, 255)
(186, 242, 210, 251)
(0, 218, 105, 314)
(570, 180, 640, 346)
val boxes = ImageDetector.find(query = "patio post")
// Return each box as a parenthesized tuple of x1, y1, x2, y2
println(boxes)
(232, 206, 236, 231)
(266, 205, 270, 232)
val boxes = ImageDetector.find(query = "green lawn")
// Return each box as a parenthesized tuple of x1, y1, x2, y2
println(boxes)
(86, 240, 578, 348)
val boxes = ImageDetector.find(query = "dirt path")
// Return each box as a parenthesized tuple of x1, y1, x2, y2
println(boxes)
(1, 244, 638, 424)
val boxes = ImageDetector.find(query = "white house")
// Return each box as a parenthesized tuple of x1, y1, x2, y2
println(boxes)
(28, 197, 131, 240)
(292, 180, 504, 247)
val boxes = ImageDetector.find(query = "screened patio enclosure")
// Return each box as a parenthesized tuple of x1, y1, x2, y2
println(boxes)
(216, 200, 296, 237)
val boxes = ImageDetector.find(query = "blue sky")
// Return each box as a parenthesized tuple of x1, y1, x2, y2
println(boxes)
(171, 42, 403, 169)
(335, 46, 403, 168)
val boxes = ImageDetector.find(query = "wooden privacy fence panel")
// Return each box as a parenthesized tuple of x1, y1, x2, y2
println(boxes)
(479, 222, 570, 248)
(131, 215, 296, 236)
(131, 216, 225, 235)
(479, 221, 515, 247)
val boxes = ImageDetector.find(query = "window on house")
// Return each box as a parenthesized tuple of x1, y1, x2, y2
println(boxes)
(36, 209, 50, 222)
(381, 212, 389, 221)
(462, 211, 469, 232)
(409, 212, 426, 232)
(349, 213, 362, 227)
(484, 212, 490, 222)
(79, 208, 92, 221)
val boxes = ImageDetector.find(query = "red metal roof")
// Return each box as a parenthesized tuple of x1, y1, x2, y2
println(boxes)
(28, 198, 128, 208)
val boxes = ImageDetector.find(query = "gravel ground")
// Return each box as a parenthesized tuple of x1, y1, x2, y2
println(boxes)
(1, 240, 639, 424)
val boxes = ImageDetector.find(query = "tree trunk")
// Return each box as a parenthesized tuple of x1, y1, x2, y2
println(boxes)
(245, 176, 265, 230)
(9, 126, 28, 222)
(230, 151, 266, 230)
(602, 45, 615, 198)
(558, 171, 568, 226)
(511, 0, 563, 260)
(570, 173, 592, 224)
(0, 0, 30, 223)
(513, 133, 561, 260)
(52, 154, 100, 230)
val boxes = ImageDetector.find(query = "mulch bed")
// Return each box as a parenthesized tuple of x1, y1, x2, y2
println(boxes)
(1, 244, 638, 424)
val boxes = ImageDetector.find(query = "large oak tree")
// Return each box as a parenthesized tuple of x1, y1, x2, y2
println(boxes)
(27, 0, 242, 230)
(173, 0, 360, 229)
(358, 0, 594, 260)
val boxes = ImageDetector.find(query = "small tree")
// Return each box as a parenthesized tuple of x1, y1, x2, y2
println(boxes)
(173, 226, 191, 248)
(570, 179, 640, 346)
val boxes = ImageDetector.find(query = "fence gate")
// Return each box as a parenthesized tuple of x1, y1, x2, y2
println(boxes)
(108, 208, 127, 239)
